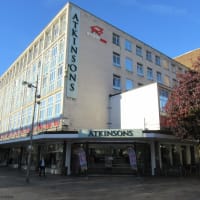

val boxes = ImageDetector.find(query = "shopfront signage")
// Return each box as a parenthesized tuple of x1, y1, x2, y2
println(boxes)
(66, 6, 80, 98)
(79, 129, 143, 138)
(87, 25, 107, 44)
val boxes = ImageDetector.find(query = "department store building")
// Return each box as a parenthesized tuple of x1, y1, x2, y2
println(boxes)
(0, 2, 198, 176)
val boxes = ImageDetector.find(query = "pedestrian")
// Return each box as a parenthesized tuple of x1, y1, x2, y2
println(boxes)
(39, 157, 46, 177)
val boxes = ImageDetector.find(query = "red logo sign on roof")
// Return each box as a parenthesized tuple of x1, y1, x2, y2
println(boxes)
(90, 26, 104, 36)
(88, 25, 107, 44)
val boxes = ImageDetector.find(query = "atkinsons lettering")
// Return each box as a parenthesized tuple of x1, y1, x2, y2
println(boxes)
(66, 6, 80, 98)
(89, 130, 134, 137)
(79, 129, 143, 138)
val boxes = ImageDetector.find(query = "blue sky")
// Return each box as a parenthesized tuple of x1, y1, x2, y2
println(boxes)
(1, 0, 200, 76)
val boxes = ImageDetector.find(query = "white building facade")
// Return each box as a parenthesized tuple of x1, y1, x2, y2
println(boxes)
(0, 2, 198, 176)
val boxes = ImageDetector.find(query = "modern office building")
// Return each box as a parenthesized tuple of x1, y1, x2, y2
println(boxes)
(0, 2, 198, 176)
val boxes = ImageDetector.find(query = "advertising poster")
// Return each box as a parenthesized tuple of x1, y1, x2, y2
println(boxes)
(128, 147, 137, 170)
(78, 148, 87, 171)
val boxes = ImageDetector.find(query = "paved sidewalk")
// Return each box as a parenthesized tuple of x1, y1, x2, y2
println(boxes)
(0, 167, 200, 200)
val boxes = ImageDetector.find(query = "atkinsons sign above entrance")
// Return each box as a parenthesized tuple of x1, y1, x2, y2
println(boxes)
(79, 129, 143, 138)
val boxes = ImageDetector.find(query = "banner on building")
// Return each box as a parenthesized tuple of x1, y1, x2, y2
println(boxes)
(128, 147, 137, 170)
(78, 148, 87, 171)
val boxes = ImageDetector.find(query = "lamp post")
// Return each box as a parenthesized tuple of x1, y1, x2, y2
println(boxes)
(22, 75, 40, 183)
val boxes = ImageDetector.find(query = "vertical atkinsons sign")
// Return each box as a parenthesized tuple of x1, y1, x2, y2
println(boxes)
(67, 6, 80, 98)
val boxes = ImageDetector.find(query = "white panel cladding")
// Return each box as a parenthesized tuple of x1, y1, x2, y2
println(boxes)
(110, 83, 160, 130)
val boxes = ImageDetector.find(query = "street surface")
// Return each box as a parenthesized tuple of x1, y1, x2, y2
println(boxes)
(0, 167, 200, 200)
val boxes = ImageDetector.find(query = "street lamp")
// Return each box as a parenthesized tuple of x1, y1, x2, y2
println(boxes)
(22, 75, 40, 183)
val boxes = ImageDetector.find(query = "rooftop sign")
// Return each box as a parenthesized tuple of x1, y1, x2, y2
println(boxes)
(87, 25, 107, 44)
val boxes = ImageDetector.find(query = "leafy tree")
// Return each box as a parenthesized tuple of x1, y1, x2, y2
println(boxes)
(165, 57, 200, 139)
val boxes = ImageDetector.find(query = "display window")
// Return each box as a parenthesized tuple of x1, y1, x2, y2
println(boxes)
(40, 143, 64, 174)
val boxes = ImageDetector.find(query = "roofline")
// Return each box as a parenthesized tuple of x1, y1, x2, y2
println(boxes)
(69, 2, 188, 68)
(1, 1, 188, 79)
(174, 48, 200, 59)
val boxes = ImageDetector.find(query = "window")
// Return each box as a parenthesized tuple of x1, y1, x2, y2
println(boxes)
(147, 67, 153, 80)
(112, 33, 120, 46)
(33, 43, 39, 59)
(113, 52, 120, 67)
(172, 79, 177, 87)
(60, 15, 66, 34)
(49, 70, 56, 91)
(44, 50, 50, 65)
(113, 74, 121, 90)
(58, 39, 65, 64)
(178, 67, 183, 73)
(125, 57, 133, 72)
(44, 30, 51, 48)
(171, 64, 176, 73)
(38, 38, 44, 54)
(28, 49, 33, 64)
(42, 75, 47, 90)
(21, 109, 27, 127)
(136, 45, 142, 57)
(126, 79, 133, 90)
(155, 55, 161, 66)
(57, 65, 63, 88)
(47, 96, 53, 119)
(125, 39, 132, 51)
(146, 51, 152, 61)
(39, 100, 46, 122)
(52, 45, 58, 58)
(137, 63, 144, 76)
(50, 70, 56, 82)
(163, 59, 169, 70)
(164, 75, 170, 87)
(159, 89, 169, 112)
(55, 93, 61, 117)
(27, 107, 32, 126)
(156, 71, 162, 83)
(52, 22, 59, 41)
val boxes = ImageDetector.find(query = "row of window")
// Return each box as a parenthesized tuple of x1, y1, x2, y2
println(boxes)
(0, 38, 65, 117)
(0, 92, 62, 133)
(112, 74, 134, 91)
(113, 33, 184, 72)
(113, 56, 177, 88)
(0, 13, 67, 88)
(113, 52, 181, 76)
(112, 74, 176, 91)
(39, 92, 62, 122)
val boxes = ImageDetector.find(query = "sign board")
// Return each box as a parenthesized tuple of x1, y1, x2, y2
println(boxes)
(79, 129, 143, 138)
(66, 6, 80, 98)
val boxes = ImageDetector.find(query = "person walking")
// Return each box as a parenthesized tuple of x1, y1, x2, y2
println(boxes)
(39, 157, 46, 177)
